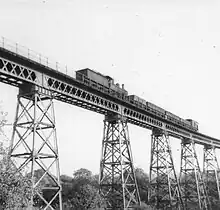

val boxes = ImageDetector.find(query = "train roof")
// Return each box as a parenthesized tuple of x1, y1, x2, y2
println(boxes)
(76, 68, 114, 81)
(186, 119, 198, 123)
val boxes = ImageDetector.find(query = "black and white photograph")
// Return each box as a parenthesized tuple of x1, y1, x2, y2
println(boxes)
(0, 0, 220, 209)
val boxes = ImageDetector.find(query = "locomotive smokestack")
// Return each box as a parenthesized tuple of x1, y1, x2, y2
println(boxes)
(122, 84, 124, 89)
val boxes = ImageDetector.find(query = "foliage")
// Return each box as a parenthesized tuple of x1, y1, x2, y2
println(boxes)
(73, 168, 92, 179)
(0, 105, 33, 210)
(180, 172, 220, 209)
(64, 184, 102, 209)
(1, 104, 219, 209)
(0, 155, 32, 209)
(135, 167, 149, 204)
(58, 167, 151, 209)
(31, 169, 60, 209)
(61, 168, 103, 209)
(133, 202, 154, 210)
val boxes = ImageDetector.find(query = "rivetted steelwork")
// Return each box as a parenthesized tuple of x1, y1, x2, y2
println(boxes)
(179, 139, 210, 209)
(203, 146, 220, 203)
(0, 37, 219, 209)
(99, 114, 140, 209)
(0, 44, 220, 148)
(148, 128, 183, 209)
(9, 85, 62, 209)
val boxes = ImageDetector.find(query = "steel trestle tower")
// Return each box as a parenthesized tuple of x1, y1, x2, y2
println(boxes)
(180, 139, 209, 209)
(9, 84, 62, 210)
(203, 145, 220, 204)
(148, 128, 183, 209)
(99, 113, 140, 209)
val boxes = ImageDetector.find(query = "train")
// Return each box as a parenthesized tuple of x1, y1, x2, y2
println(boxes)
(75, 68, 198, 132)
(76, 68, 128, 98)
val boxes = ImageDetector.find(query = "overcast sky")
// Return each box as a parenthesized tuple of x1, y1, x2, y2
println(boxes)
(1, 0, 220, 176)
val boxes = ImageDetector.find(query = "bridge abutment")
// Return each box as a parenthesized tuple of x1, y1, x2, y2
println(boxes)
(9, 84, 62, 210)
(99, 113, 141, 209)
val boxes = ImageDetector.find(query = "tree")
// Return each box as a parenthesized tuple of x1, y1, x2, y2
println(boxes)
(67, 184, 102, 209)
(0, 105, 33, 210)
(73, 168, 92, 179)
(61, 168, 104, 209)
(0, 155, 33, 209)
(135, 167, 149, 204)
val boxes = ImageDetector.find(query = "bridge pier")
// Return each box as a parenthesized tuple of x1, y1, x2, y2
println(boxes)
(203, 145, 220, 204)
(9, 84, 62, 210)
(179, 139, 209, 210)
(99, 113, 140, 209)
(148, 128, 183, 209)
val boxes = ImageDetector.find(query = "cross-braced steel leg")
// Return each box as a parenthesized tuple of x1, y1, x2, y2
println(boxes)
(99, 114, 141, 209)
(180, 139, 209, 210)
(203, 145, 220, 204)
(9, 85, 62, 210)
(148, 128, 183, 209)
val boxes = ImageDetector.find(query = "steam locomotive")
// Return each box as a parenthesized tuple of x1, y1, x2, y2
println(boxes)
(75, 68, 198, 132)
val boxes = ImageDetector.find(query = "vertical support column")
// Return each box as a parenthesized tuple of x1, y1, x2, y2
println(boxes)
(179, 138, 209, 210)
(99, 114, 140, 209)
(9, 85, 62, 210)
(203, 145, 220, 204)
(148, 128, 183, 209)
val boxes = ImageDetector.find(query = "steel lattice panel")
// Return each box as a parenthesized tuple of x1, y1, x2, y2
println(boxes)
(0, 48, 220, 148)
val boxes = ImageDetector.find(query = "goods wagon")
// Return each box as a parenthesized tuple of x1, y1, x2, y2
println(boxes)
(181, 118, 191, 128)
(126, 95, 144, 112)
(186, 119, 198, 131)
(147, 102, 166, 118)
(127, 95, 146, 108)
(166, 111, 181, 123)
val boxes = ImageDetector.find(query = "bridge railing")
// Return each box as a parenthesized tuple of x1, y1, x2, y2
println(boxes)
(0, 36, 76, 78)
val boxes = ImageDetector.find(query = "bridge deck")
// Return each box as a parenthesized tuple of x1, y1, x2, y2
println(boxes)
(0, 44, 219, 148)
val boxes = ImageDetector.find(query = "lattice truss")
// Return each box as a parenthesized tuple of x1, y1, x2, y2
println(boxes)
(203, 146, 220, 203)
(2, 56, 220, 150)
(0, 57, 38, 84)
(148, 129, 183, 209)
(99, 114, 140, 209)
(9, 86, 62, 210)
(180, 140, 209, 210)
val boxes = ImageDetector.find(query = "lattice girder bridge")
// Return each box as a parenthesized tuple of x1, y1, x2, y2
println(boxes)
(0, 38, 220, 209)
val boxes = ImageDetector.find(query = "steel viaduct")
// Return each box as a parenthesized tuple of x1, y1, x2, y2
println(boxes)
(0, 37, 219, 210)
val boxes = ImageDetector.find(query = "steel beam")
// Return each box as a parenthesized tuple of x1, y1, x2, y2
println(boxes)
(99, 114, 140, 209)
(180, 139, 210, 209)
(148, 128, 183, 209)
(9, 84, 62, 210)
(203, 145, 220, 205)
(1, 51, 220, 148)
